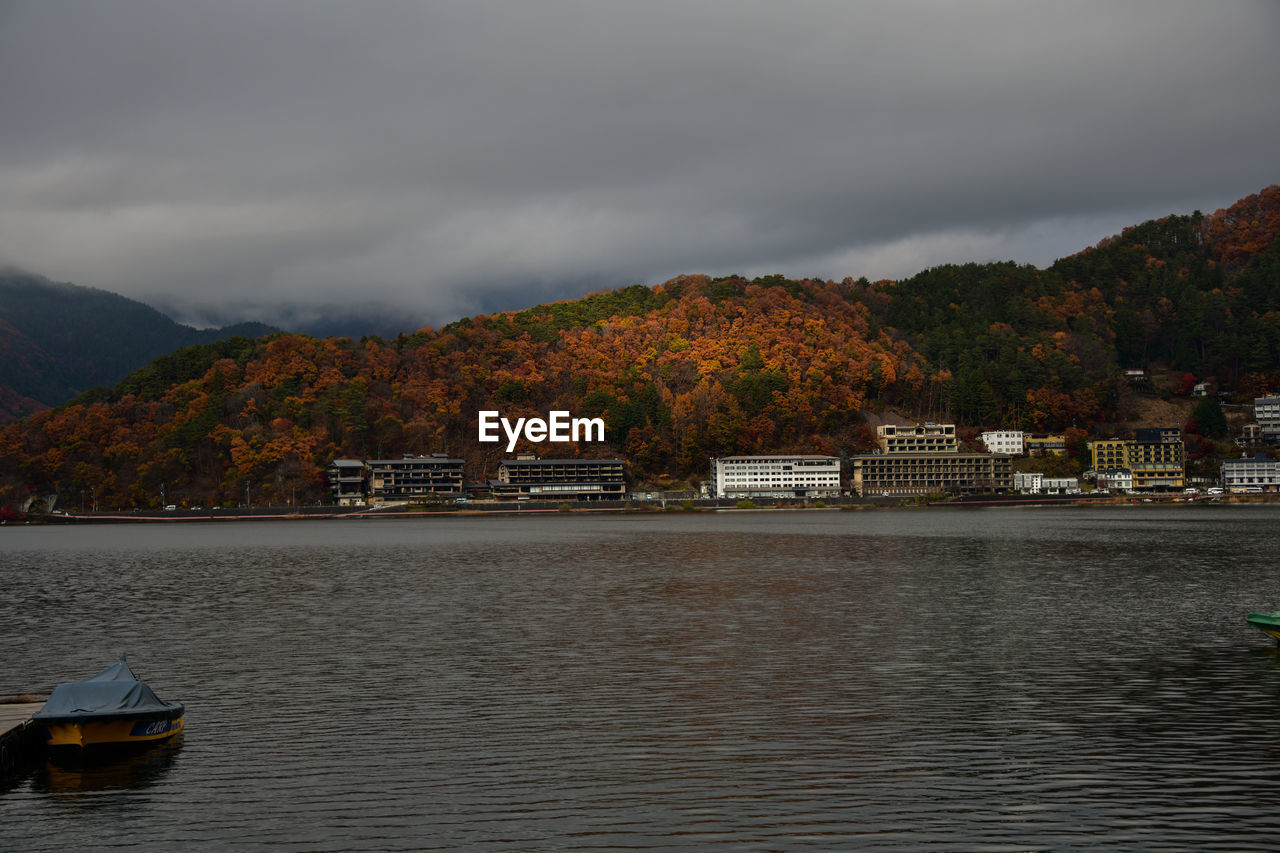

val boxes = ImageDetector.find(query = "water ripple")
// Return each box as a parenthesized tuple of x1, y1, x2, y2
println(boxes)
(3, 509, 1280, 849)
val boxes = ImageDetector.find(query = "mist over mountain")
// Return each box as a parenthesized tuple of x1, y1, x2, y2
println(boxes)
(0, 269, 616, 420)
(0, 271, 277, 420)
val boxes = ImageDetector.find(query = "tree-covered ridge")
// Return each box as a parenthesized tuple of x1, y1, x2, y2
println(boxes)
(1, 185, 1277, 509)
(878, 261, 1116, 428)
(878, 186, 1280, 427)
(0, 272, 279, 420)
(1052, 185, 1280, 379)
(0, 275, 920, 507)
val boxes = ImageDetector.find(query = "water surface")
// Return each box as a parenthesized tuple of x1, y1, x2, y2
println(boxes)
(3, 507, 1279, 850)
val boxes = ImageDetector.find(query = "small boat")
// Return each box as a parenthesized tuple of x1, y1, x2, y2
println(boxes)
(33, 654, 184, 749)
(1245, 611, 1280, 644)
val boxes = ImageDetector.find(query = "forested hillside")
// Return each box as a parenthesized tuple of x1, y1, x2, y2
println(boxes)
(0, 272, 277, 420)
(1, 186, 1277, 510)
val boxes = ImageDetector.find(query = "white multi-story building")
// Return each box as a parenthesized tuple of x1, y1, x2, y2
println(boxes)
(1221, 454, 1280, 492)
(710, 455, 842, 499)
(1013, 471, 1043, 494)
(981, 430, 1024, 455)
(1041, 477, 1082, 495)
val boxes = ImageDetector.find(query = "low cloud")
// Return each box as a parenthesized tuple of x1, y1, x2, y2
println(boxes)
(1, 1, 1276, 332)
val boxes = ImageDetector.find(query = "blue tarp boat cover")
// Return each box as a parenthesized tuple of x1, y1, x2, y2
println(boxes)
(34, 653, 182, 720)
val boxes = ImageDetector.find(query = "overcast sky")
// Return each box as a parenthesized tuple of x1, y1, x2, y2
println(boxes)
(1, 1, 1277, 333)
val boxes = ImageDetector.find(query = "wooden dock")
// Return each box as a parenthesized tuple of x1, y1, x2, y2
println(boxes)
(0, 701, 46, 777)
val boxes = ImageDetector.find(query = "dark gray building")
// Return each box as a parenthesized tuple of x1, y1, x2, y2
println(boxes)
(491, 456, 626, 501)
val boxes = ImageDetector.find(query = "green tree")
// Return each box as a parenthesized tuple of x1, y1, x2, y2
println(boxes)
(1188, 397, 1227, 439)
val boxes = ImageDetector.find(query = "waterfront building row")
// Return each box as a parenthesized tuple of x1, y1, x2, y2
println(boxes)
(327, 454, 625, 505)
(327, 423, 1194, 505)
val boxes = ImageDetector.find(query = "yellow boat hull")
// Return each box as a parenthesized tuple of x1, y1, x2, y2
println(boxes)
(43, 714, 184, 748)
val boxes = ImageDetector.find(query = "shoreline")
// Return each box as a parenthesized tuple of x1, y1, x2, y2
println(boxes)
(8, 492, 1278, 524)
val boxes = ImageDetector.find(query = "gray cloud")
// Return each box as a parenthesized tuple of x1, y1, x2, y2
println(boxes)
(1, 1, 1277, 332)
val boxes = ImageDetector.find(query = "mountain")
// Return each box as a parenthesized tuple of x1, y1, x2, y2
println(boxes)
(0, 272, 278, 420)
(1, 185, 1277, 509)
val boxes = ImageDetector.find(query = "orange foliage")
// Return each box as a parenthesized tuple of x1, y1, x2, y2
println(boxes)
(1206, 185, 1280, 270)
(0, 275, 930, 506)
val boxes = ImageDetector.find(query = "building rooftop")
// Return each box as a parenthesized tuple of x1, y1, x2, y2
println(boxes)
(852, 450, 1006, 458)
(715, 454, 839, 461)
(500, 458, 624, 466)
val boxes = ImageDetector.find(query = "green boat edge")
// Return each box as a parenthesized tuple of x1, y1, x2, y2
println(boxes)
(1246, 611, 1280, 644)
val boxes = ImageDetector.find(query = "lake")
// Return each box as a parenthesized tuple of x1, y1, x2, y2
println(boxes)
(3, 506, 1280, 850)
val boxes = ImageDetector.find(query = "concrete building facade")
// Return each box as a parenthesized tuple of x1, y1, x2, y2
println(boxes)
(709, 455, 842, 499)
(327, 454, 464, 505)
(1089, 429, 1185, 491)
(1221, 454, 1280, 492)
(366, 455, 465, 502)
(850, 423, 1011, 497)
(981, 430, 1024, 455)
(1025, 434, 1067, 456)
(1013, 471, 1043, 494)
(1040, 477, 1082, 495)
(1096, 468, 1133, 492)
(876, 423, 958, 454)
(492, 456, 626, 501)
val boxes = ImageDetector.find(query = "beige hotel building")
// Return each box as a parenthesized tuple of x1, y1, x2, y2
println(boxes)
(850, 423, 1012, 497)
